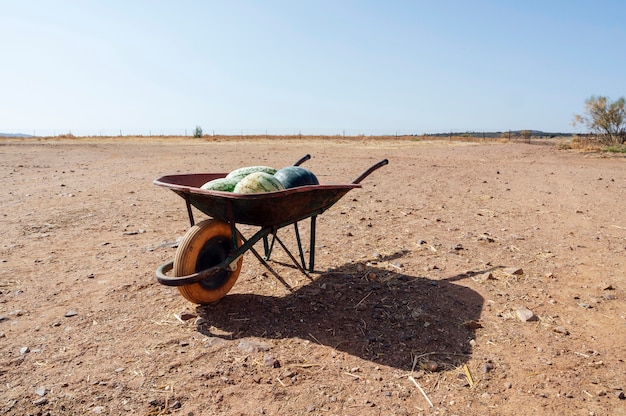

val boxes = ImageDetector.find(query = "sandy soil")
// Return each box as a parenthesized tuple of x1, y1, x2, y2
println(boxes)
(1, 136, 625, 415)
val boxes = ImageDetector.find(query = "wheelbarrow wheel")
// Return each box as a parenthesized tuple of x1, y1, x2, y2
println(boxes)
(174, 219, 243, 305)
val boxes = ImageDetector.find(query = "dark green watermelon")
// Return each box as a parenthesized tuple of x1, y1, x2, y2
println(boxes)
(274, 166, 319, 188)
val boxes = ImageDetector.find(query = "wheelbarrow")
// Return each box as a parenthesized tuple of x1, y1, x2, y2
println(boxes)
(154, 155, 388, 304)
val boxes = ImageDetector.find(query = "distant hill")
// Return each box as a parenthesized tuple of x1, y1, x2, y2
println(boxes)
(423, 130, 573, 138)
(0, 132, 34, 138)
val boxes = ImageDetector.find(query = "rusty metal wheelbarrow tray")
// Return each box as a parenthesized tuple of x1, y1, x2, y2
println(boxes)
(153, 173, 361, 228)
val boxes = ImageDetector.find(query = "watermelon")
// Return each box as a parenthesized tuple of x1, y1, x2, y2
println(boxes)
(274, 166, 319, 188)
(233, 172, 285, 194)
(200, 177, 240, 192)
(226, 166, 277, 181)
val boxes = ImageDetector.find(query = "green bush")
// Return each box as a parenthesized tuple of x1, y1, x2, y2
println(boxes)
(605, 145, 626, 153)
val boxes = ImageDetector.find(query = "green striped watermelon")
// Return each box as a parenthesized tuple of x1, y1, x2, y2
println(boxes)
(226, 166, 277, 181)
(200, 177, 240, 192)
(233, 172, 284, 193)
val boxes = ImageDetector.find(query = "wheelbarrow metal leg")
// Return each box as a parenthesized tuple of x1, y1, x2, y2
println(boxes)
(263, 236, 270, 258)
(229, 220, 240, 260)
(309, 215, 317, 272)
(265, 234, 276, 260)
(293, 222, 307, 270)
(184, 194, 195, 227)
(273, 233, 311, 278)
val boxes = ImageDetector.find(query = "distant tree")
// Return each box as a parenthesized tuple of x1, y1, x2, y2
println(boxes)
(520, 130, 532, 143)
(193, 125, 203, 138)
(573, 96, 625, 144)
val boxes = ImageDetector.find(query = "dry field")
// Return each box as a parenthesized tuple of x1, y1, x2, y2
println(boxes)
(1, 136, 625, 415)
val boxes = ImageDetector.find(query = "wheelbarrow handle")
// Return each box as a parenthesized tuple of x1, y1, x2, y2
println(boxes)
(352, 159, 389, 184)
(293, 154, 311, 166)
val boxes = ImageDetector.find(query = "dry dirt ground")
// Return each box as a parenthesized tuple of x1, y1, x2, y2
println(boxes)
(1, 137, 625, 416)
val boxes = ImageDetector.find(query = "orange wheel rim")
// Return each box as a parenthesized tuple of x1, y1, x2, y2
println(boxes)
(173, 219, 243, 304)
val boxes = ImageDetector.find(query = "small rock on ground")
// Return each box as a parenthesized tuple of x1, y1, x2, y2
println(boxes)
(238, 340, 271, 353)
(516, 306, 536, 322)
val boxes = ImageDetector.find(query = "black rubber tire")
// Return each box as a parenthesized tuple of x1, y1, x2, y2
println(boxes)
(173, 219, 243, 304)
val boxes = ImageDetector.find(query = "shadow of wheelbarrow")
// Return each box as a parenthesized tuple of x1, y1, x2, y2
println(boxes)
(194, 255, 484, 371)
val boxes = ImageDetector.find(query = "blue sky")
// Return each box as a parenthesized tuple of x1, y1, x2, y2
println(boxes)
(2, 0, 625, 136)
